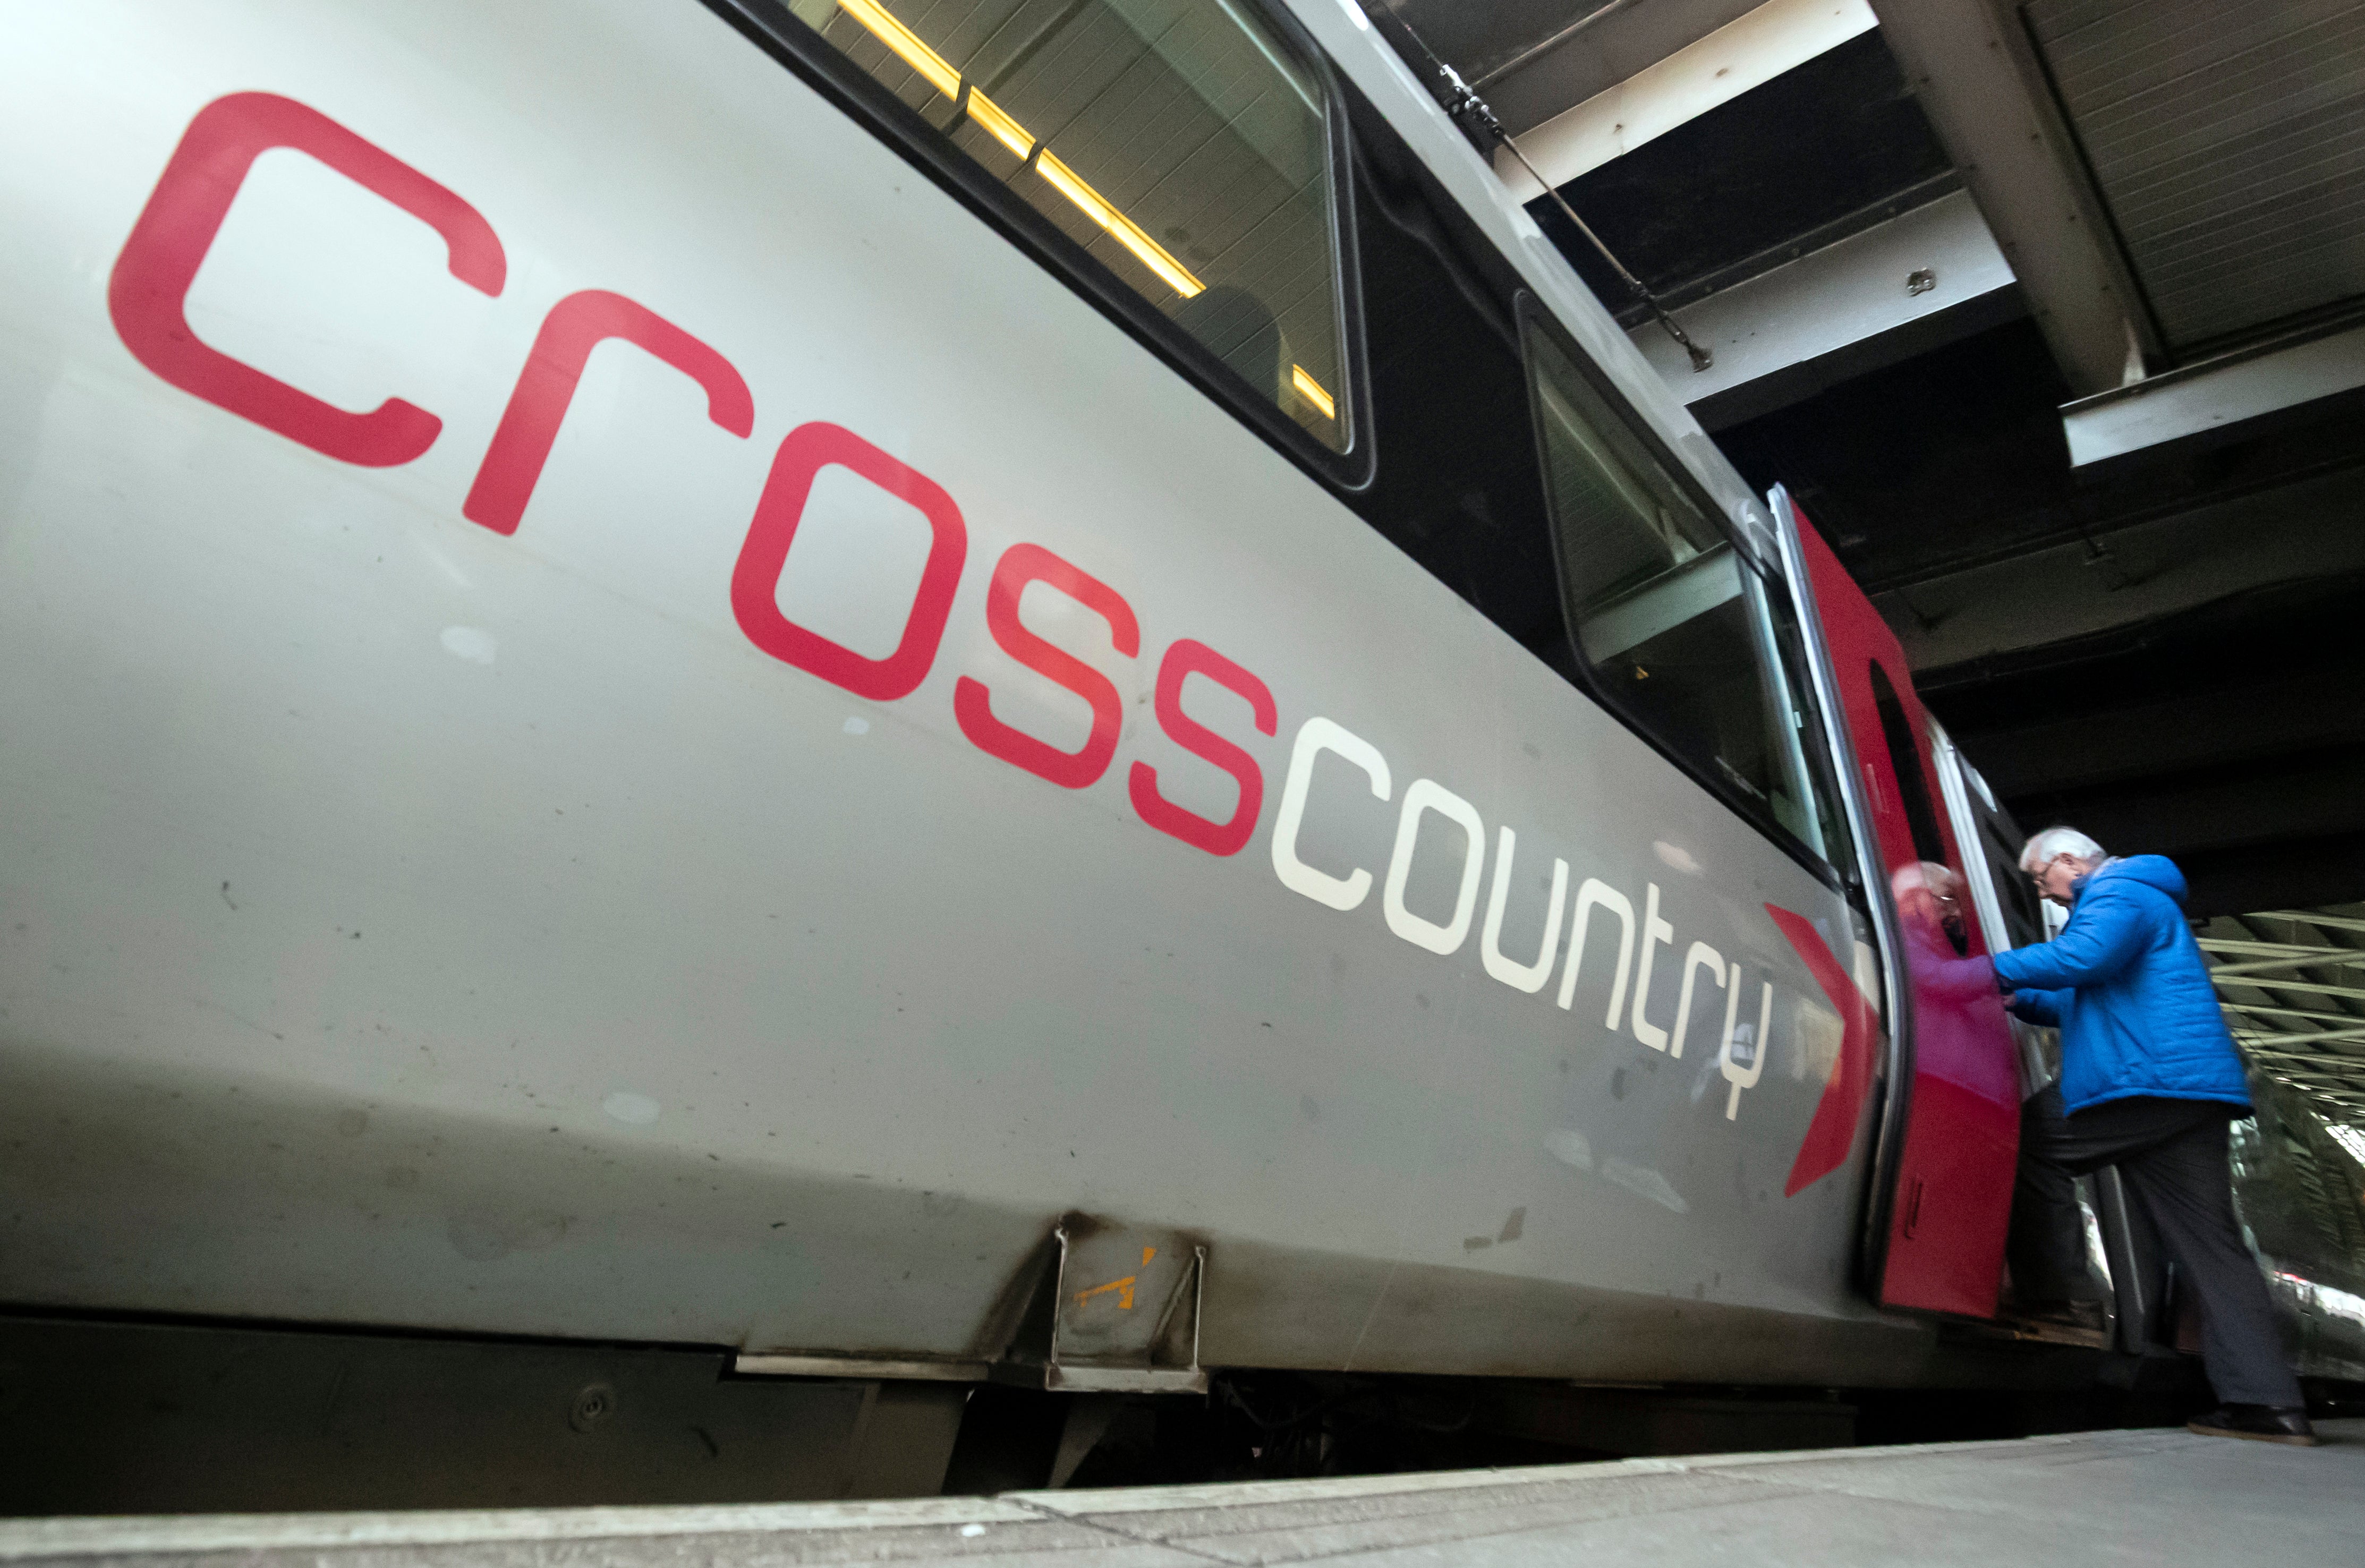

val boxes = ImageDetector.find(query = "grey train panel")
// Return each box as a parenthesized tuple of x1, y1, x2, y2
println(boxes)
(0, 0, 1949, 1386)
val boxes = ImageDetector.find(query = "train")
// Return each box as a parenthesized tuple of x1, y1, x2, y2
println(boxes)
(0, 0, 2199, 1510)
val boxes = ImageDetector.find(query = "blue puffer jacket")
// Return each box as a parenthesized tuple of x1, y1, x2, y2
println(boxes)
(1991, 856, 2249, 1116)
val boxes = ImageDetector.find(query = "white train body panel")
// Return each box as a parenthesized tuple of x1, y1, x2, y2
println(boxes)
(0, 0, 1935, 1382)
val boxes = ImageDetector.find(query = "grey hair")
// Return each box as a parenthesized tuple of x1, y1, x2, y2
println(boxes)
(2020, 826, 2105, 874)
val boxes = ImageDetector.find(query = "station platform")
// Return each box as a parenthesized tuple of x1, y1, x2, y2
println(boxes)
(5, 1421, 2357, 1568)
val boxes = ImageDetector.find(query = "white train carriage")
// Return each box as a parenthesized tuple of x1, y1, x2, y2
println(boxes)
(0, 0, 2099, 1505)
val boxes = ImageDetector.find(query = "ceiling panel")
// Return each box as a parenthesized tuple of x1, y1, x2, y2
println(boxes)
(2026, 0, 2365, 354)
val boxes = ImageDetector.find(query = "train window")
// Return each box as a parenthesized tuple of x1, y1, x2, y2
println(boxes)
(1521, 315, 1833, 864)
(1339, 91, 1575, 681)
(1981, 811, 2047, 949)
(1869, 663, 1948, 865)
(789, 0, 1351, 451)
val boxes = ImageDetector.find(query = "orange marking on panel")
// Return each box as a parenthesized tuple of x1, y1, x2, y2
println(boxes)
(1075, 1275, 1138, 1310)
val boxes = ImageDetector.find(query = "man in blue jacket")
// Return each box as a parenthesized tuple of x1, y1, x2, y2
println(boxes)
(1994, 828, 2315, 1445)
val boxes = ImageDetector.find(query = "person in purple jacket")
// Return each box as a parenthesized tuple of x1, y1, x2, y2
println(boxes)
(1994, 827, 2316, 1445)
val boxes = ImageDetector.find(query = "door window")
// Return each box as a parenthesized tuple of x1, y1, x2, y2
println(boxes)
(1869, 662, 1946, 866)
(1979, 814, 2045, 948)
(792, 0, 1351, 450)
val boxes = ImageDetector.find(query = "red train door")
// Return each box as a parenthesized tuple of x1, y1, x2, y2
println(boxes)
(1779, 490, 2022, 1318)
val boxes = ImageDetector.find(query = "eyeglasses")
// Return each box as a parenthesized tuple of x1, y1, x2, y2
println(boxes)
(2027, 853, 2073, 889)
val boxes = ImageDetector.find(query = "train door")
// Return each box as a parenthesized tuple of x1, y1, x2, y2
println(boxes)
(1932, 729, 2126, 1341)
(1930, 730, 2056, 1105)
(1771, 488, 2022, 1318)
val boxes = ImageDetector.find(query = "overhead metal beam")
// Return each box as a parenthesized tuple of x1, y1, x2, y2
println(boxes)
(1937, 668, 2365, 802)
(1623, 188, 2019, 427)
(2258, 912, 2365, 936)
(2063, 319, 2365, 468)
(2219, 977, 2365, 1003)
(2240, 1033, 2365, 1052)
(2211, 931, 2365, 1132)
(1477, 0, 1771, 139)
(2223, 1003, 2365, 1027)
(1471, 0, 1653, 92)
(1871, 465, 2365, 672)
(1864, 0, 2149, 396)
(2255, 1059, 2365, 1081)
(2208, 955, 2365, 979)
(2254, 1071, 2365, 1087)
(2262, 1084, 2365, 1111)
(2200, 940, 2363, 960)
(2264, 1089, 2365, 1113)
(2021, 750, 2365, 863)
(1495, 0, 1875, 196)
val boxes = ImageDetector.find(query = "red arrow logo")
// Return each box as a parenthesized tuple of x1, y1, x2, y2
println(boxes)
(1766, 903, 1879, 1196)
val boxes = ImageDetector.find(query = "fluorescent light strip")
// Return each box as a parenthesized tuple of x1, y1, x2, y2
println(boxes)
(833, 2, 1207, 300)
(1290, 364, 1335, 419)
(837, 0, 961, 98)
(1036, 152, 1204, 297)
(966, 90, 1035, 160)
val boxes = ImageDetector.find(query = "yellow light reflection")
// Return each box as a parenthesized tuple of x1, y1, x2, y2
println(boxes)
(1037, 152, 1205, 298)
(966, 90, 1035, 160)
(1291, 364, 1335, 419)
(833, 1, 1204, 299)
(837, 0, 961, 99)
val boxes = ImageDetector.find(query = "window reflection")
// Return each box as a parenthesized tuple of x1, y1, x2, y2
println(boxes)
(1525, 318, 1833, 862)
(796, 0, 1350, 449)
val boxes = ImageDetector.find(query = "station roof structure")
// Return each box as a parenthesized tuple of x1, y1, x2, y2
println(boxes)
(2206, 905, 2365, 1299)
(1371, 0, 2365, 921)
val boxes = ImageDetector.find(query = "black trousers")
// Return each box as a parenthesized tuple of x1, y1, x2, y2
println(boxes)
(2014, 1087, 2301, 1407)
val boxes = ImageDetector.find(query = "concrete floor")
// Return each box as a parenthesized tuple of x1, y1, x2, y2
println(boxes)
(5, 1422, 2358, 1567)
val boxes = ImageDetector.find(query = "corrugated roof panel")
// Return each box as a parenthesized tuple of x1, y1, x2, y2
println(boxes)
(2027, 0, 2365, 353)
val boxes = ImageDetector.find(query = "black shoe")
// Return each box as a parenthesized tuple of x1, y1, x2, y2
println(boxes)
(2187, 1405, 2320, 1446)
